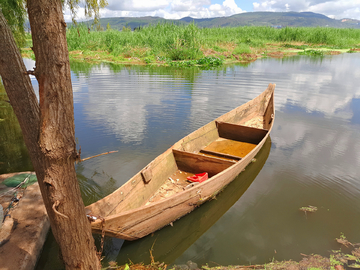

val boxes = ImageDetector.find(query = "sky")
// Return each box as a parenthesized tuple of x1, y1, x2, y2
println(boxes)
(64, 0, 360, 22)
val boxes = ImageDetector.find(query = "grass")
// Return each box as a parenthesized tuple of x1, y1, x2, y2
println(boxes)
(20, 24, 360, 65)
(101, 234, 360, 270)
(60, 24, 360, 66)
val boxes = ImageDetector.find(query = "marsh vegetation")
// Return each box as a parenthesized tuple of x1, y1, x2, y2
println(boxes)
(43, 23, 360, 66)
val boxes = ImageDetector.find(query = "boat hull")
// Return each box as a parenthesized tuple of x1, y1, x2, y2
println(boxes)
(86, 84, 275, 240)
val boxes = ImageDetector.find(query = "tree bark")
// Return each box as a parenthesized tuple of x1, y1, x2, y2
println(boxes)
(0, 1, 100, 269)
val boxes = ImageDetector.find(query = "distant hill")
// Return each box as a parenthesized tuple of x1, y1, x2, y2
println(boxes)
(75, 11, 360, 30)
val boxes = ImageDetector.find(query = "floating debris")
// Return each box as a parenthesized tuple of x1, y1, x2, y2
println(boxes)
(331, 235, 360, 269)
(336, 233, 355, 248)
(299, 205, 318, 213)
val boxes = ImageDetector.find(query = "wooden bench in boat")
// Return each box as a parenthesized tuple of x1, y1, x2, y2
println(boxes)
(145, 121, 270, 204)
(198, 121, 269, 160)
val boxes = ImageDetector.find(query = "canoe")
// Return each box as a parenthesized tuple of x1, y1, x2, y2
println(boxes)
(112, 137, 271, 265)
(86, 83, 275, 241)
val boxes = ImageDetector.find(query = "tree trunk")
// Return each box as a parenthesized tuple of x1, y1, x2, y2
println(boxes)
(0, 1, 100, 269)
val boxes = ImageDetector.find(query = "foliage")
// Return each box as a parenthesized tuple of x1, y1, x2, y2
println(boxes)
(298, 50, 324, 56)
(166, 56, 223, 67)
(0, 0, 26, 47)
(122, 25, 131, 32)
(275, 26, 360, 48)
(233, 43, 251, 55)
(63, 0, 108, 28)
(196, 56, 223, 66)
(66, 24, 360, 65)
(67, 22, 206, 61)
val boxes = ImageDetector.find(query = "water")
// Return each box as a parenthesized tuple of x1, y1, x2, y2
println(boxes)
(1, 54, 360, 268)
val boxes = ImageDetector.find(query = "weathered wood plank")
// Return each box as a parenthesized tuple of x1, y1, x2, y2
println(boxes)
(173, 149, 235, 177)
(199, 149, 242, 161)
(179, 122, 219, 153)
(216, 121, 268, 144)
(263, 92, 275, 130)
(86, 149, 178, 217)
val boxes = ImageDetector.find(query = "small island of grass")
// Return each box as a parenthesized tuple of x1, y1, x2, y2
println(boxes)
(22, 24, 360, 67)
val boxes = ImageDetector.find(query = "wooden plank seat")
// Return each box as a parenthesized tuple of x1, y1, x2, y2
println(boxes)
(199, 149, 242, 161)
(199, 121, 269, 159)
(172, 149, 236, 177)
(216, 121, 269, 144)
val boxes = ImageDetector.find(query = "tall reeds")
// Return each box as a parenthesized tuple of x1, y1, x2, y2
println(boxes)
(66, 23, 360, 61)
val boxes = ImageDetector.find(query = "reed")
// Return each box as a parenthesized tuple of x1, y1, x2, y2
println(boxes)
(66, 23, 360, 62)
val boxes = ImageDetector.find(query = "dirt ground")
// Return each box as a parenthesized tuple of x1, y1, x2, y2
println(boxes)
(0, 172, 49, 270)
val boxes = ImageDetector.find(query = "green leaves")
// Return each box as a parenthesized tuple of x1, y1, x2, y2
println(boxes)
(167, 56, 223, 67)
(0, 0, 26, 47)
(64, 0, 108, 28)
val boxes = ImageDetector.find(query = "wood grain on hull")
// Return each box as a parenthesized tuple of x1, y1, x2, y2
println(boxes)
(86, 83, 275, 240)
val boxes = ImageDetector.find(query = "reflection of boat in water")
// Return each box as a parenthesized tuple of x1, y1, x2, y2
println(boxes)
(102, 136, 272, 266)
(86, 84, 275, 241)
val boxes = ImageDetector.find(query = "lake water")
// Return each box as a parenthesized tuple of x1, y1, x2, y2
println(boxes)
(2, 53, 360, 269)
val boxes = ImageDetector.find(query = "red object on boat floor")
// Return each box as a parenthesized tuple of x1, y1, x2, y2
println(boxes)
(187, 172, 208, 183)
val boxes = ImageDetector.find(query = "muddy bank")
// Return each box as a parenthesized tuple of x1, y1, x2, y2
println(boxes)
(0, 172, 49, 270)
(103, 235, 360, 270)
(107, 254, 345, 270)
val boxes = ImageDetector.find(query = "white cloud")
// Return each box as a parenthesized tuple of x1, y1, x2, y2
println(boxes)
(63, 0, 360, 21)
(171, 0, 211, 12)
(253, 0, 360, 20)
(107, 0, 170, 12)
(169, 0, 245, 18)
(64, 0, 245, 21)
(98, 0, 246, 19)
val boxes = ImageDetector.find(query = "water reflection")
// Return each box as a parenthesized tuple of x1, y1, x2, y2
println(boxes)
(6, 53, 360, 269)
(0, 82, 33, 174)
(69, 54, 360, 267)
(35, 137, 271, 270)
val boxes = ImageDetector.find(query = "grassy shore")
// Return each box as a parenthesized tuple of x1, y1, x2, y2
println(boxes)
(21, 24, 360, 66)
(102, 234, 359, 270)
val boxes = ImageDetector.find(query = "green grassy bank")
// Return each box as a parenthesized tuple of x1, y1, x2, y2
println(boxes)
(102, 234, 360, 270)
(22, 24, 360, 66)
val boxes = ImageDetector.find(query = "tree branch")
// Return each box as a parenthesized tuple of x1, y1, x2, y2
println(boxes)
(24, 70, 36, 75)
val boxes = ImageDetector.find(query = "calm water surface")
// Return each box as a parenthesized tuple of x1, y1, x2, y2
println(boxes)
(6, 54, 360, 268)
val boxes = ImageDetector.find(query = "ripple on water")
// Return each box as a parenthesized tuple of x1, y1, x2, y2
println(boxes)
(33, 54, 360, 269)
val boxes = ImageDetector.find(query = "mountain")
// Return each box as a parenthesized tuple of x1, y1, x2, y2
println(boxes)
(75, 11, 360, 30)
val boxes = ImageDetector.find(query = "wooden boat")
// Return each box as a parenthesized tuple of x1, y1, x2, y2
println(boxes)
(86, 83, 275, 241)
(112, 137, 271, 265)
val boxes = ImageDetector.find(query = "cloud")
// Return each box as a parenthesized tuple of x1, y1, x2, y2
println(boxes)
(63, 0, 360, 22)
(106, 0, 170, 12)
(253, 0, 360, 20)
(171, 0, 211, 12)
(64, 0, 245, 21)
(99, 0, 245, 19)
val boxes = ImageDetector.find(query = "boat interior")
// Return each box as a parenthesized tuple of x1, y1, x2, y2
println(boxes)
(143, 118, 270, 205)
